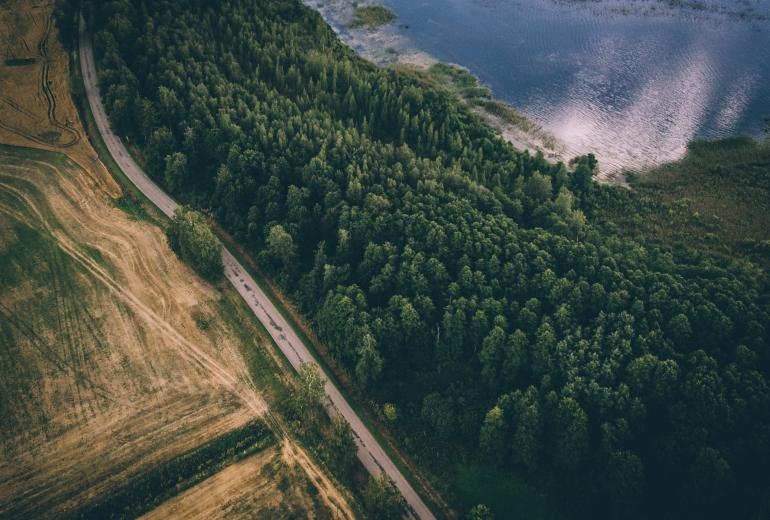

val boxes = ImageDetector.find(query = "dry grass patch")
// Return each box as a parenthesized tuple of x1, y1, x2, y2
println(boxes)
(0, 0, 116, 194)
(140, 444, 351, 520)
(0, 145, 269, 518)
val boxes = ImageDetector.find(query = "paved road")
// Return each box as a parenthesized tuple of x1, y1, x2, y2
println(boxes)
(78, 15, 435, 520)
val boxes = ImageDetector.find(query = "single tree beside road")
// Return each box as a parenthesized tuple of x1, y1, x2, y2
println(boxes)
(363, 473, 407, 520)
(166, 207, 223, 280)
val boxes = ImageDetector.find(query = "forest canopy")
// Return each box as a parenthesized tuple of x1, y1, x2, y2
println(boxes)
(84, 0, 770, 518)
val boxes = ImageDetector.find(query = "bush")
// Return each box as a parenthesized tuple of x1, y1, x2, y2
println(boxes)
(363, 473, 406, 520)
(166, 207, 223, 280)
(349, 5, 396, 28)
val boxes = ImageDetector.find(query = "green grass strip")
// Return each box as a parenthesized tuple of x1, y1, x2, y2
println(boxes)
(69, 420, 273, 520)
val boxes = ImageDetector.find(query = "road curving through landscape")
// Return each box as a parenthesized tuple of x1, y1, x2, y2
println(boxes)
(78, 14, 435, 520)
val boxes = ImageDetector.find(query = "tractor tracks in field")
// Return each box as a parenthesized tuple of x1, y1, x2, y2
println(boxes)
(0, 11, 80, 149)
(0, 175, 125, 420)
(0, 151, 266, 418)
(0, 172, 268, 420)
(37, 13, 80, 147)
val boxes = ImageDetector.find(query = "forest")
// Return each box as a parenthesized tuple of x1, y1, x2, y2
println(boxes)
(74, 0, 770, 517)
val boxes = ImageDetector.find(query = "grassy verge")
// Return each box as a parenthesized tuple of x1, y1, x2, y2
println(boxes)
(349, 5, 396, 28)
(111, 193, 150, 221)
(216, 281, 295, 403)
(67, 45, 163, 226)
(215, 281, 371, 518)
(70, 421, 274, 520)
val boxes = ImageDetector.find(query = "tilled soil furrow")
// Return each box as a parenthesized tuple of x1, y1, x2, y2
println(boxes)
(0, 96, 35, 118)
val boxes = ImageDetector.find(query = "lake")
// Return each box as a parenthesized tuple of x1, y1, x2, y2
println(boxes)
(309, 0, 770, 174)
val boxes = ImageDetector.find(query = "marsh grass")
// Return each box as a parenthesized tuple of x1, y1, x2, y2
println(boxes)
(349, 5, 396, 28)
(597, 136, 770, 265)
(398, 62, 560, 150)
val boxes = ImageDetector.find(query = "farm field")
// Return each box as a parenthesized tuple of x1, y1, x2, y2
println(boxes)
(0, 0, 111, 191)
(0, 1, 352, 518)
(140, 442, 351, 520)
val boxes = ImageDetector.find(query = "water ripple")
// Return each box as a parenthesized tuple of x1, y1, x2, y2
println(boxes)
(338, 0, 770, 173)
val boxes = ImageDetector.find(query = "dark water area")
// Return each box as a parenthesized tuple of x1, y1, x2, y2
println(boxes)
(380, 0, 770, 172)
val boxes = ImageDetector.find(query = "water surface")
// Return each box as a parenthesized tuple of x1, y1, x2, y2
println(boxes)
(375, 0, 770, 172)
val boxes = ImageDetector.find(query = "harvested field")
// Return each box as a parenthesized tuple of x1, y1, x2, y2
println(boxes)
(0, 0, 115, 196)
(140, 448, 289, 520)
(0, 145, 269, 518)
(0, 1, 355, 518)
(141, 444, 343, 520)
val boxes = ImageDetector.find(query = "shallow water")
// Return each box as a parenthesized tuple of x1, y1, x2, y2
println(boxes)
(369, 0, 770, 173)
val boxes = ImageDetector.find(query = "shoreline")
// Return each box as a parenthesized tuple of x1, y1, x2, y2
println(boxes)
(303, 0, 769, 185)
(303, 0, 568, 165)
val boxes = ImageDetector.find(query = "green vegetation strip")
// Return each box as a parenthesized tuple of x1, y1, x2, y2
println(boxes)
(69, 421, 273, 520)
(5, 57, 37, 66)
(349, 5, 396, 28)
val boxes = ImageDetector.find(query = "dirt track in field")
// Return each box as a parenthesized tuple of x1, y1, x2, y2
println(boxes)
(0, 138, 269, 520)
(0, 2, 354, 518)
(0, 0, 116, 195)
